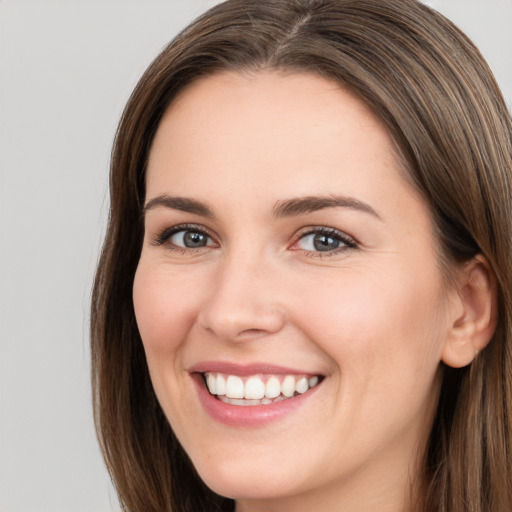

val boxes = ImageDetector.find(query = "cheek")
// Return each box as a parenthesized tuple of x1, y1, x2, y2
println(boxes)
(289, 263, 447, 378)
(132, 262, 198, 357)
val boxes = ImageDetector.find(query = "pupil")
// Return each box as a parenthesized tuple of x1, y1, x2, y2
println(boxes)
(184, 231, 207, 247)
(314, 234, 338, 251)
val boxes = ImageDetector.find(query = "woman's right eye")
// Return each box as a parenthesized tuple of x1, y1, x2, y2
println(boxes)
(170, 230, 214, 248)
(152, 225, 217, 251)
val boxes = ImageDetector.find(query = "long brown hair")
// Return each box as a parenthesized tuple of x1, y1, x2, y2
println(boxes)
(90, 1, 512, 510)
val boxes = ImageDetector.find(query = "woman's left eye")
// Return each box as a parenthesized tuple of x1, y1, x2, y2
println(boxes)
(292, 228, 357, 255)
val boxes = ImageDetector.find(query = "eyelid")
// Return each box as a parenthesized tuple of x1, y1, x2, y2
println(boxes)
(151, 223, 218, 248)
(290, 226, 358, 255)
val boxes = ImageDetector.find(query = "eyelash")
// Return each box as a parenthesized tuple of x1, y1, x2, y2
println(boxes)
(291, 227, 357, 257)
(151, 223, 217, 254)
(151, 224, 358, 257)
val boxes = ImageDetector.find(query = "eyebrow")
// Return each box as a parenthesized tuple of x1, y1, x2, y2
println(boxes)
(272, 195, 382, 220)
(143, 195, 214, 217)
(142, 193, 381, 221)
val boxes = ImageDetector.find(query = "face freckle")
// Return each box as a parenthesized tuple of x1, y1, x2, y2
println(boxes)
(133, 71, 452, 510)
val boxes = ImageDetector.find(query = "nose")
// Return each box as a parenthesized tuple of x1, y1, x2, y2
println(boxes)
(197, 251, 286, 342)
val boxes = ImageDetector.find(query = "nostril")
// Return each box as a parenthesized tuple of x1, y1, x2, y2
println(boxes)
(237, 328, 269, 338)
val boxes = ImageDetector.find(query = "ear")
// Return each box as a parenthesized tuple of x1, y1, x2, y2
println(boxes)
(441, 255, 498, 368)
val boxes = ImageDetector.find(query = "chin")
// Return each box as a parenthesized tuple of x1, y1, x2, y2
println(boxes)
(192, 454, 304, 501)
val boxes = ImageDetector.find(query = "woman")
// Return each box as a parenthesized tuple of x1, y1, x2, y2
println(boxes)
(90, 0, 512, 511)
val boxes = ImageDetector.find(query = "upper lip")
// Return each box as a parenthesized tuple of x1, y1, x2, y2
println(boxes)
(188, 361, 322, 377)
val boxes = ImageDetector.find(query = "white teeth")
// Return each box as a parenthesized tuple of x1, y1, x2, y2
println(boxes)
(219, 396, 261, 406)
(207, 373, 217, 395)
(281, 375, 296, 397)
(245, 376, 265, 399)
(296, 377, 309, 394)
(265, 376, 281, 399)
(204, 372, 322, 405)
(216, 374, 226, 395)
(225, 375, 244, 399)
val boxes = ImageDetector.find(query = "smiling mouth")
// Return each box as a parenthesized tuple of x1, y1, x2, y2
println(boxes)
(202, 372, 323, 406)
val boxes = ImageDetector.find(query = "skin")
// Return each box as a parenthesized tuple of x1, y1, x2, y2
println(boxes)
(133, 71, 469, 512)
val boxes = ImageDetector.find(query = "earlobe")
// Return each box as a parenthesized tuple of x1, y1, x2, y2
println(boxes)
(441, 256, 498, 368)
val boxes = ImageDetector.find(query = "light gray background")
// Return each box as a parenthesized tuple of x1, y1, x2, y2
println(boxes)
(1, 1, 510, 511)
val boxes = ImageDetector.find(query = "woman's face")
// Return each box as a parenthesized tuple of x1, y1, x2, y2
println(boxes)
(133, 72, 457, 510)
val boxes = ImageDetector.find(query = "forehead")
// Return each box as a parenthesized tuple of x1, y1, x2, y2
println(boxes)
(146, 71, 419, 217)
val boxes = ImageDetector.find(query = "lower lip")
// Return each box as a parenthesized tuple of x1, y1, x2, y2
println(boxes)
(191, 373, 321, 427)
